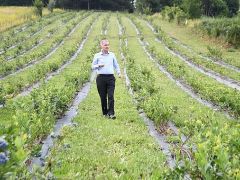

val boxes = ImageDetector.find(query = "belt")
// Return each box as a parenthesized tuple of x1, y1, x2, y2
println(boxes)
(98, 74, 114, 77)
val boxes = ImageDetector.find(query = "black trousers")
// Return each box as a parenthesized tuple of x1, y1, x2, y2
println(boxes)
(96, 74, 115, 115)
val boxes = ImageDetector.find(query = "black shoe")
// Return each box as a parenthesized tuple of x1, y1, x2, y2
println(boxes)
(108, 114, 116, 119)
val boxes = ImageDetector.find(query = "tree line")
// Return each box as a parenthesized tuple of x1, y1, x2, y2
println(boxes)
(0, 0, 134, 12)
(136, 0, 239, 17)
(0, 0, 239, 17)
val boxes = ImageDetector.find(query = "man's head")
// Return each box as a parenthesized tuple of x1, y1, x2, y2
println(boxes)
(100, 39, 110, 52)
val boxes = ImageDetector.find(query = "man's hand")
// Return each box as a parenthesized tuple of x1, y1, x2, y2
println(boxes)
(118, 73, 122, 78)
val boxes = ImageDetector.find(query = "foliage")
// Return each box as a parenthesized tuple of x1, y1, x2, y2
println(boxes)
(145, 18, 240, 116)
(161, 6, 188, 24)
(202, 0, 239, 16)
(33, 0, 44, 17)
(0, 0, 50, 6)
(181, 0, 202, 18)
(225, 0, 239, 17)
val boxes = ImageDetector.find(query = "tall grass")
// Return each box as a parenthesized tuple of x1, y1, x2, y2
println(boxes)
(197, 15, 240, 47)
(0, 6, 50, 32)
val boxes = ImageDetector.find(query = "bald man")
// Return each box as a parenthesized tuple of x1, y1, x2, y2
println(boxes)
(92, 39, 121, 119)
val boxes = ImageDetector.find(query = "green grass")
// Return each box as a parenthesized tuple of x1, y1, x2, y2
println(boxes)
(0, 107, 14, 126)
(51, 84, 168, 178)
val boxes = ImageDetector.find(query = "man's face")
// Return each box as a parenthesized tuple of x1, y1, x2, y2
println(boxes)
(101, 40, 110, 52)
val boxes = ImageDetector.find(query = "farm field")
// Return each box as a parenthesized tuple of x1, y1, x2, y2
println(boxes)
(0, 10, 239, 179)
(0, 6, 53, 32)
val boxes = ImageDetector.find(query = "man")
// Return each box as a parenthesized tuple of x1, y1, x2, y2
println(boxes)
(92, 39, 121, 119)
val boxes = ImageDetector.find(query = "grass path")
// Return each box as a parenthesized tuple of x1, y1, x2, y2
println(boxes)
(49, 14, 169, 178)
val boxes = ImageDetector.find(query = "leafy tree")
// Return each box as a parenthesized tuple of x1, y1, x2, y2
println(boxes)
(0, 0, 32, 5)
(182, 0, 202, 18)
(172, 0, 183, 6)
(33, 0, 44, 17)
(225, 0, 239, 16)
(0, 0, 134, 11)
(136, 0, 161, 14)
(48, 0, 56, 12)
(201, 0, 229, 16)
(55, 0, 133, 11)
(212, 0, 229, 16)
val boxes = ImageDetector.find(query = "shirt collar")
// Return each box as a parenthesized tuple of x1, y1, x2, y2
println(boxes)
(101, 50, 109, 55)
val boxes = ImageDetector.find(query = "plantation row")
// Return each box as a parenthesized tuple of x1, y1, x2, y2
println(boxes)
(0, 11, 239, 179)
(0, 11, 91, 105)
(0, 11, 98, 176)
(118, 15, 239, 178)
(127, 15, 240, 118)
(0, 12, 82, 77)
(0, 11, 64, 52)
(148, 14, 240, 70)
(0, 12, 72, 60)
(149, 22, 240, 84)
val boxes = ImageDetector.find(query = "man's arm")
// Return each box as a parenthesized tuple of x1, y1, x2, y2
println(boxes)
(113, 53, 121, 77)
